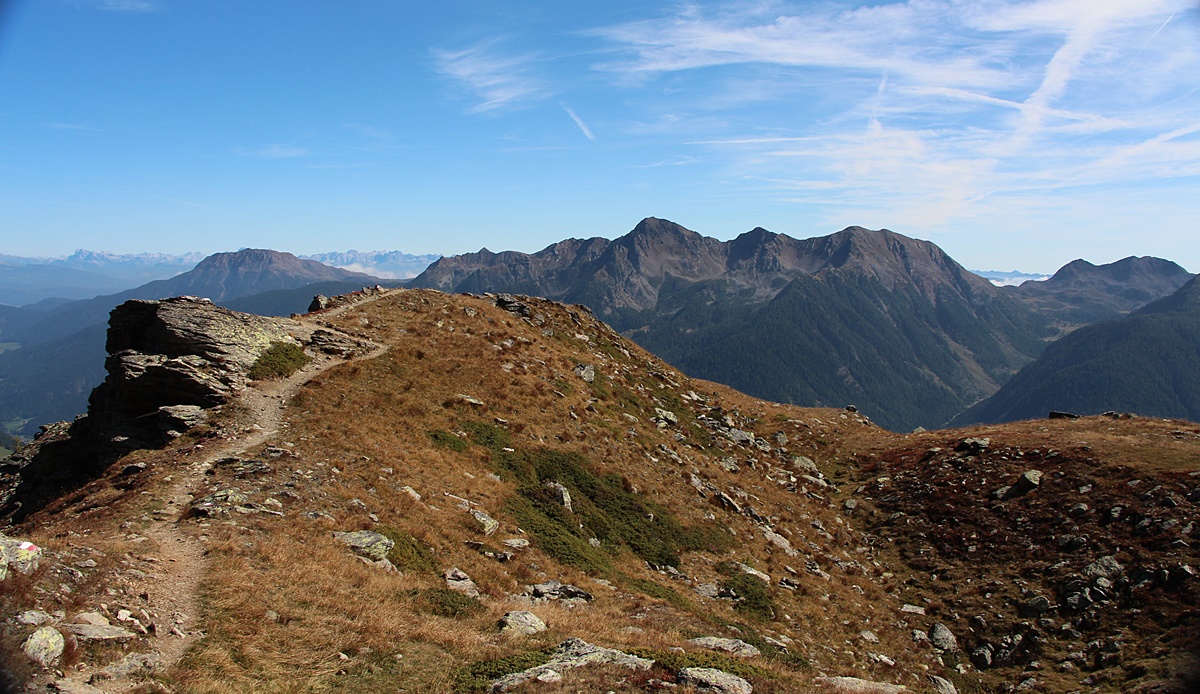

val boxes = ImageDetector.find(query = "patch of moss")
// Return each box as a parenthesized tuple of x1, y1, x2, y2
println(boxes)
(624, 577, 692, 610)
(717, 563, 777, 621)
(464, 420, 511, 452)
(415, 588, 483, 618)
(452, 647, 558, 693)
(497, 447, 727, 573)
(248, 341, 310, 380)
(625, 648, 774, 680)
(377, 527, 437, 573)
(428, 429, 468, 452)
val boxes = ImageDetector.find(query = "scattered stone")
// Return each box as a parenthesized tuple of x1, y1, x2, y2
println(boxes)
(456, 393, 485, 407)
(332, 530, 394, 562)
(927, 675, 959, 694)
(502, 538, 529, 550)
(860, 630, 880, 644)
(49, 680, 104, 694)
(444, 567, 481, 598)
(814, 676, 907, 693)
(22, 626, 64, 666)
(678, 667, 753, 694)
(489, 638, 652, 692)
(696, 582, 721, 598)
(688, 637, 761, 658)
(400, 486, 422, 502)
(900, 604, 926, 615)
(955, 437, 989, 454)
(1048, 411, 1080, 420)
(188, 488, 250, 517)
(73, 611, 110, 626)
(95, 651, 162, 679)
(929, 623, 959, 652)
(572, 364, 595, 383)
(499, 611, 546, 636)
(158, 404, 208, 432)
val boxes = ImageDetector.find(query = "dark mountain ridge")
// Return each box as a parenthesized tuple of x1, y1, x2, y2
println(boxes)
(955, 275, 1200, 425)
(413, 218, 1050, 431)
(1006, 255, 1193, 330)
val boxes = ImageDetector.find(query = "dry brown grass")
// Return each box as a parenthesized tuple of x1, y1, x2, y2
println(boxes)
(12, 288, 1195, 692)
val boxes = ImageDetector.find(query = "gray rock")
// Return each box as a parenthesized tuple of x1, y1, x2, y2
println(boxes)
(527, 580, 593, 602)
(791, 456, 819, 475)
(489, 638, 651, 692)
(688, 636, 761, 657)
(696, 582, 720, 598)
(17, 610, 54, 625)
(471, 509, 500, 536)
(927, 675, 958, 694)
(332, 530, 394, 562)
(929, 623, 958, 652)
(444, 567, 481, 598)
(22, 626, 64, 666)
(1016, 470, 1044, 492)
(572, 364, 595, 383)
(189, 488, 250, 517)
(498, 611, 546, 636)
(734, 562, 771, 584)
(678, 667, 753, 694)
(61, 623, 136, 641)
(96, 652, 163, 678)
(49, 681, 105, 694)
(813, 676, 907, 693)
(1083, 555, 1124, 580)
(157, 404, 208, 432)
(0, 533, 43, 575)
(544, 481, 573, 512)
(955, 437, 989, 454)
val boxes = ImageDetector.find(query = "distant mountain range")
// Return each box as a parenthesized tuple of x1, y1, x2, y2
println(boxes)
(971, 269, 1051, 286)
(0, 250, 205, 306)
(0, 250, 396, 436)
(300, 250, 441, 279)
(1, 223, 1193, 438)
(956, 275, 1200, 425)
(412, 217, 1194, 431)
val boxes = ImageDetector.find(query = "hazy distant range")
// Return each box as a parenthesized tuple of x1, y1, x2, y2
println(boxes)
(0, 249, 442, 307)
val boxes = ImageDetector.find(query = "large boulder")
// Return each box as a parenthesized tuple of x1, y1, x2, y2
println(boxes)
(333, 530, 394, 562)
(679, 667, 753, 694)
(22, 626, 64, 666)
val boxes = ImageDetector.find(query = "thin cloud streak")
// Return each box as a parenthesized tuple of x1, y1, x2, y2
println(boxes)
(562, 105, 595, 140)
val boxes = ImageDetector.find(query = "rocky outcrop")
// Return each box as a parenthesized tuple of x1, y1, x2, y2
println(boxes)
(88, 296, 300, 438)
(489, 638, 652, 692)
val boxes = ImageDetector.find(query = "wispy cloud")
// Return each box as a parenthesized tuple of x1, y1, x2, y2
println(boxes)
(45, 122, 97, 131)
(235, 144, 308, 159)
(431, 40, 547, 112)
(562, 104, 595, 141)
(587, 0, 1200, 238)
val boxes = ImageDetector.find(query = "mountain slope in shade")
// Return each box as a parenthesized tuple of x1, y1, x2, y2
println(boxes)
(1006, 256, 1193, 330)
(954, 276, 1200, 425)
(413, 218, 1051, 431)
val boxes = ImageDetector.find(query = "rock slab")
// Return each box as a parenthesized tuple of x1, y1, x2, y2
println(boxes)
(679, 667, 754, 694)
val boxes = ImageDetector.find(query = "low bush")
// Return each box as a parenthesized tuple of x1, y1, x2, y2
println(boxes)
(248, 341, 310, 380)
(415, 588, 483, 618)
(377, 526, 437, 573)
(428, 429, 468, 452)
(452, 647, 557, 692)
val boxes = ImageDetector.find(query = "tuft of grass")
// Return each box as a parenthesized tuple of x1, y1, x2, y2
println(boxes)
(248, 341, 310, 380)
(428, 429, 468, 452)
(415, 588, 484, 618)
(451, 647, 558, 693)
(377, 526, 438, 573)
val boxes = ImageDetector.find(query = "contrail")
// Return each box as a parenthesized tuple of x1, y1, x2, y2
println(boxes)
(562, 105, 595, 141)
(1110, 13, 1174, 85)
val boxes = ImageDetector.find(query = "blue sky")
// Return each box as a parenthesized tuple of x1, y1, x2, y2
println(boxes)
(1, 0, 1197, 273)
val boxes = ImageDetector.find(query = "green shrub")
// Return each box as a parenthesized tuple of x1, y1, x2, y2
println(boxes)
(464, 420, 511, 452)
(717, 563, 777, 621)
(428, 429, 468, 452)
(415, 588, 483, 618)
(377, 527, 437, 573)
(248, 341, 310, 380)
(452, 647, 557, 693)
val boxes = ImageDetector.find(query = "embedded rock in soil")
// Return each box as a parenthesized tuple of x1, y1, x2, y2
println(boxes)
(498, 610, 547, 636)
(929, 623, 959, 652)
(688, 636, 761, 657)
(678, 667, 754, 694)
(22, 626, 65, 666)
(489, 638, 651, 692)
(814, 676, 907, 693)
(333, 530, 394, 562)
(444, 567, 481, 598)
